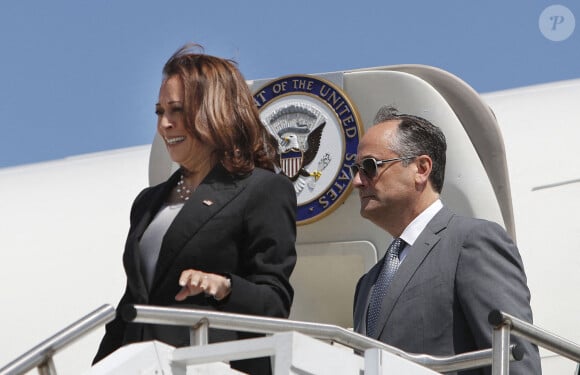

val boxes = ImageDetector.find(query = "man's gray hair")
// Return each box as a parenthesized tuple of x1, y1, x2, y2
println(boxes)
(370, 105, 447, 193)
(373, 105, 400, 125)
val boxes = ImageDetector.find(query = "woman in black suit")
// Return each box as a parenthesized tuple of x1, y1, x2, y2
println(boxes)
(93, 44, 297, 374)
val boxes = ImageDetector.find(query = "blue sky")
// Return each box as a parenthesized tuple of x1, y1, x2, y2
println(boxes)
(1, 1, 578, 168)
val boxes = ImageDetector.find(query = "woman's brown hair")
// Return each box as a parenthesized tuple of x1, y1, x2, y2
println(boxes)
(162, 44, 279, 174)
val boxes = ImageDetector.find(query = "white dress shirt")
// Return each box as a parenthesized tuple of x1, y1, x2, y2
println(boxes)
(398, 199, 443, 262)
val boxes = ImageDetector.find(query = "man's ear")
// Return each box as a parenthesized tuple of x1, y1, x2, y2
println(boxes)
(414, 155, 433, 185)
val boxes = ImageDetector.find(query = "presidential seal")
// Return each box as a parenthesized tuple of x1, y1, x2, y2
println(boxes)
(254, 75, 362, 225)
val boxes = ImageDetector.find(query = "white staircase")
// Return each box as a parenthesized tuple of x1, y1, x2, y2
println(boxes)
(85, 332, 439, 375)
(2, 304, 580, 375)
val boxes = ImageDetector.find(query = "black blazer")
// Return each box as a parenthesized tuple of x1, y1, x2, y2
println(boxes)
(94, 165, 297, 373)
(353, 207, 541, 375)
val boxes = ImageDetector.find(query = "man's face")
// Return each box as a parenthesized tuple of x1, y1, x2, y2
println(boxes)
(352, 121, 417, 224)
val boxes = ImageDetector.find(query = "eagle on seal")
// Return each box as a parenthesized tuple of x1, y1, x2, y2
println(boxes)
(278, 121, 326, 181)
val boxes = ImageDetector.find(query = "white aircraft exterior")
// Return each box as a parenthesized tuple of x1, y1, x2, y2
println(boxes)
(0, 66, 579, 374)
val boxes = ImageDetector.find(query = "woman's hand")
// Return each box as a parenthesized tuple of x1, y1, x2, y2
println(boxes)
(175, 269, 231, 301)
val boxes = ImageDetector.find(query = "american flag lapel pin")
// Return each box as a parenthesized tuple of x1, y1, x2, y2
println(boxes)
(202, 199, 214, 206)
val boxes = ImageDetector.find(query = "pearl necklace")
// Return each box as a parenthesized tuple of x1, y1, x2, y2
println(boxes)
(176, 174, 194, 201)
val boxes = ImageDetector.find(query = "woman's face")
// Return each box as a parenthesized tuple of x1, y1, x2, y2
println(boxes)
(156, 75, 214, 172)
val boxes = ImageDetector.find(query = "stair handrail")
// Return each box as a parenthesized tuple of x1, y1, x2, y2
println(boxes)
(0, 304, 115, 375)
(488, 309, 580, 375)
(124, 304, 519, 373)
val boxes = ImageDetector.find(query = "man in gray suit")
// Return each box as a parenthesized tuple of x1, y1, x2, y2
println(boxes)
(351, 107, 541, 374)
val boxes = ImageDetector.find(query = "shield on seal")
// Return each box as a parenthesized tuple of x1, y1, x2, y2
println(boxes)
(280, 149, 303, 179)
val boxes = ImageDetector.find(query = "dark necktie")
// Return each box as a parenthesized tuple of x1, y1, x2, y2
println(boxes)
(366, 237, 405, 337)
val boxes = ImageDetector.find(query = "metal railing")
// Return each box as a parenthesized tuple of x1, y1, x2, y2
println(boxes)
(9, 304, 579, 374)
(0, 304, 115, 375)
(125, 304, 518, 373)
(489, 309, 580, 375)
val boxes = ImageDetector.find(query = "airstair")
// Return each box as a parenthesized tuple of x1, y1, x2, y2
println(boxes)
(2, 304, 579, 375)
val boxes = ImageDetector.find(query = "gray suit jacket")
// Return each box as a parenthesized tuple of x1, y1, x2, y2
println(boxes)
(353, 207, 541, 374)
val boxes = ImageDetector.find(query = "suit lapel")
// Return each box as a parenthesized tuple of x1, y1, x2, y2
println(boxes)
(354, 263, 382, 334)
(372, 207, 454, 339)
(125, 174, 177, 302)
(150, 165, 246, 291)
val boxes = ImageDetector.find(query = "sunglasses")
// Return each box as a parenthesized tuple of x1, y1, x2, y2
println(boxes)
(349, 156, 416, 179)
